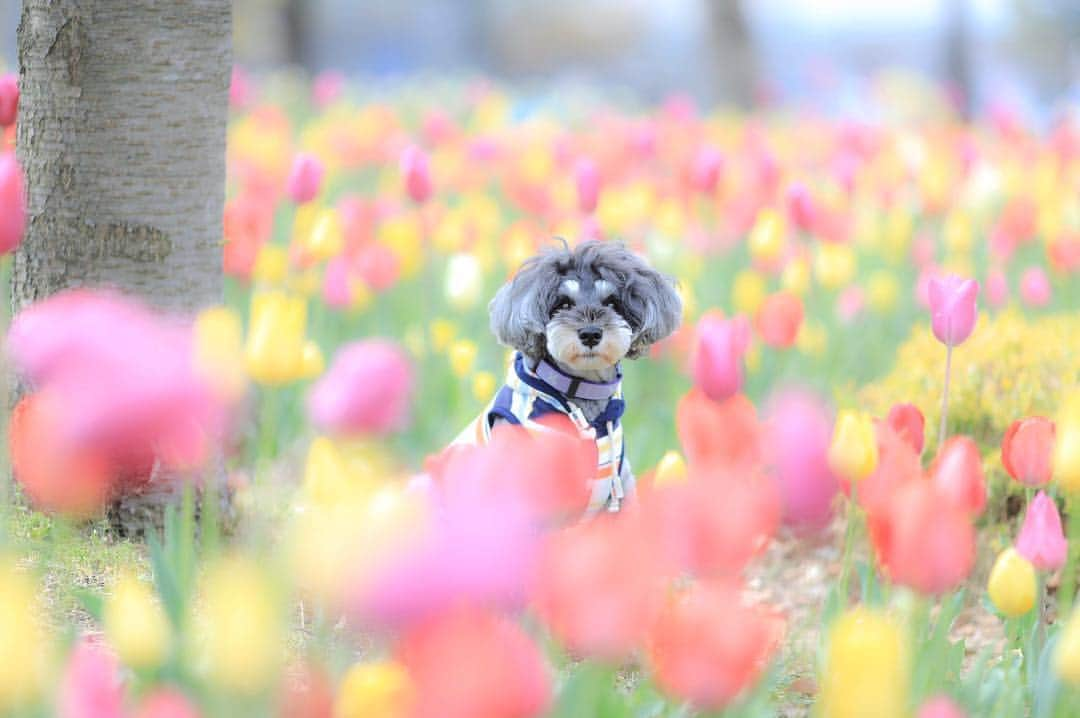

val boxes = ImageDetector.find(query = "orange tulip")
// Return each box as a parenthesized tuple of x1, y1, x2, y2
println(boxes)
(676, 389, 761, 472)
(755, 292, 803, 349)
(1001, 417, 1055, 487)
(929, 436, 986, 516)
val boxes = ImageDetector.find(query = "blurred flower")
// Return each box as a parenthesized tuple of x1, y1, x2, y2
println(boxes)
(929, 436, 986, 516)
(868, 479, 975, 594)
(444, 253, 483, 311)
(819, 606, 908, 718)
(647, 580, 782, 711)
(574, 157, 600, 214)
(836, 285, 865, 324)
(193, 306, 247, 403)
(0, 560, 49, 711)
(0, 74, 18, 127)
(134, 689, 202, 718)
(987, 547, 1036, 617)
(676, 389, 761, 471)
(827, 410, 878, 483)
(533, 515, 662, 660)
(400, 145, 433, 204)
(334, 661, 414, 718)
(447, 339, 478, 378)
(1019, 266, 1051, 307)
(104, 571, 171, 670)
(229, 66, 252, 109)
(244, 290, 309, 385)
(313, 70, 345, 107)
(1056, 605, 1080, 685)
(197, 555, 283, 694)
(301, 340, 325, 379)
(986, 268, 1009, 308)
(781, 258, 811, 295)
(917, 695, 967, 718)
(866, 270, 899, 314)
(0, 152, 26, 254)
(286, 153, 325, 204)
(928, 275, 979, 346)
(886, 403, 925, 456)
(279, 660, 334, 718)
(395, 608, 550, 718)
(690, 145, 723, 194)
(731, 269, 767, 315)
(748, 208, 786, 266)
(691, 313, 750, 401)
(1015, 491, 1067, 571)
(470, 371, 496, 403)
(755, 292, 803, 349)
(307, 340, 413, 437)
(765, 388, 838, 532)
(653, 449, 688, 487)
(1001, 417, 1055, 487)
(252, 243, 289, 285)
(1056, 392, 1080, 494)
(814, 242, 856, 291)
(59, 639, 124, 718)
(785, 183, 816, 233)
(304, 208, 345, 261)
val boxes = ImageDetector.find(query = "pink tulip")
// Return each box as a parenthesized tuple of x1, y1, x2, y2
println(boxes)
(1019, 266, 1051, 307)
(307, 340, 413, 436)
(928, 275, 979, 346)
(765, 388, 838, 532)
(887, 403, 925, 455)
(228, 66, 252, 109)
(321, 256, 353, 310)
(400, 145, 433, 204)
(0, 73, 18, 127)
(986, 268, 1009, 308)
(836, 286, 865, 324)
(134, 689, 202, 718)
(1001, 416, 1055, 487)
(917, 695, 967, 718)
(312, 70, 345, 107)
(691, 313, 750, 402)
(930, 436, 986, 516)
(574, 158, 600, 214)
(0, 153, 26, 254)
(690, 146, 723, 194)
(1016, 491, 1068, 571)
(59, 639, 124, 718)
(785, 183, 816, 233)
(286, 153, 324, 204)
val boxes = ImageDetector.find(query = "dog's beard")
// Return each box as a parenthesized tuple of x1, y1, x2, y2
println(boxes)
(545, 319, 632, 375)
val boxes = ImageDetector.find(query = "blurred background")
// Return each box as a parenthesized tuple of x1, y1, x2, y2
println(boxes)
(3, 0, 1078, 121)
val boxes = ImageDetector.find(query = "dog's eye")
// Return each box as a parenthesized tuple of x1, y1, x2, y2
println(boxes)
(551, 298, 573, 316)
(602, 296, 621, 311)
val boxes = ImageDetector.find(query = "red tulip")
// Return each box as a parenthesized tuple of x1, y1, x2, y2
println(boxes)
(928, 275, 979, 346)
(1001, 417, 1055, 487)
(533, 514, 662, 660)
(574, 157, 600, 214)
(134, 689, 202, 718)
(1016, 491, 1068, 572)
(691, 313, 750, 401)
(755, 292, 803, 349)
(396, 608, 550, 718)
(853, 422, 922, 516)
(222, 193, 273, 280)
(400, 145, 433, 204)
(868, 480, 975, 595)
(647, 580, 783, 711)
(929, 436, 986, 516)
(886, 403, 925, 456)
(59, 639, 125, 718)
(307, 340, 413, 436)
(690, 146, 723, 194)
(0, 74, 18, 127)
(277, 661, 335, 718)
(0, 152, 26, 254)
(1019, 266, 1051, 307)
(676, 388, 761, 471)
(354, 241, 401, 292)
(785, 183, 816, 233)
(286, 153, 324, 204)
(764, 388, 838, 532)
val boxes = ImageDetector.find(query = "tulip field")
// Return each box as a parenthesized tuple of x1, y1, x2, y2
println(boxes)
(3, 71, 1080, 717)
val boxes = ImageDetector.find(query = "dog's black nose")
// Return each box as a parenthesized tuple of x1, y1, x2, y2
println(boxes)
(578, 327, 603, 348)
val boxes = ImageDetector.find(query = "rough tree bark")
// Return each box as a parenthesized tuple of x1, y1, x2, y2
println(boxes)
(15, 0, 232, 534)
(706, 0, 758, 108)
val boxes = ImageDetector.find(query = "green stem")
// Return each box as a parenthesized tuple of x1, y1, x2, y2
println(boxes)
(839, 485, 859, 605)
(256, 386, 281, 471)
(1060, 496, 1080, 617)
(938, 342, 953, 449)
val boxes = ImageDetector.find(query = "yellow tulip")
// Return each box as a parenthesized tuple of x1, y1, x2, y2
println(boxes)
(304, 436, 356, 505)
(301, 340, 325, 379)
(1055, 392, 1080, 494)
(305, 208, 345, 261)
(194, 306, 247, 402)
(198, 555, 282, 694)
(883, 206, 912, 263)
(796, 320, 827, 358)
(653, 450, 688, 487)
(104, 572, 171, 669)
(943, 210, 974, 254)
(819, 606, 908, 718)
(378, 216, 424, 279)
(731, 269, 767, 316)
(447, 339, 478, 378)
(987, 548, 1036, 617)
(675, 283, 696, 321)
(293, 204, 320, 246)
(471, 371, 497, 404)
(865, 271, 899, 315)
(287, 266, 323, 297)
(252, 244, 289, 285)
(827, 410, 878, 483)
(1056, 605, 1080, 685)
(780, 258, 811, 295)
(334, 661, 414, 718)
(748, 208, 786, 264)
(444, 253, 483, 311)
(244, 290, 308, 385)
(655, 199, 686, 238)
(0, 560, 49, 710)
(433, 211, 468, 254)
(814, 242, 856, 291)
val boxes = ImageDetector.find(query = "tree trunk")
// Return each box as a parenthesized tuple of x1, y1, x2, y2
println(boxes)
(15, 0, 232, 535)
(706, 0, 758, 108)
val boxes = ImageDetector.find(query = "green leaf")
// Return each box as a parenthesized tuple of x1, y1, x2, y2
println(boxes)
(72, 588, 104, 623)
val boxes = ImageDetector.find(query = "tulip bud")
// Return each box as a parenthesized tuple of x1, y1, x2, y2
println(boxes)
(930, 436, 986, 516)
(400, 145, 433, 204)
(917, 695, 967, 718)
(1016, 491, 1068, 571)
(194, 306, 247, 402)
(0, 153, 26, 255)
(0, 560, 49, 710)
(470, 371, 497, 404)
(691, 314, 750, 402)
(731, 269, 767, 315)
(755, 292, 803, 349)
(447, 339, 478, 378)
(886, 403, 925, 455)
(690, 146, 723, 194)
(827, 410, 878, 483)
(653, 450, 688, 487)
(781, 258, 811, 295)
(104, 572, 172, 669)
(334, 661, 414, 718)
(1019, 266, 1051, 308)
(574, 158, 600, 214)
(304, 208, 344, 260)
(986, 268, 1009, 308)
(0, 75, 17, 128)
(748, 209, 786, 265)
(987, 547, 1036, 617)
(819, 606, 908, 718)
(1056, 393, 1080, 493)
(928, 275, 979, 346)
(286, 153, 325, 204)
(1057, 606, 1080, 685)
(1001, 417, 1054, 487)
(244, 290, 308, 385)
(444, 253, 483, 311)
(814, 242, 856, 291)
(785, 183, 816, 233)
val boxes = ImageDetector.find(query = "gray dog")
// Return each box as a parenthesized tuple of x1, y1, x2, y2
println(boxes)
(449, 239, 682, 515)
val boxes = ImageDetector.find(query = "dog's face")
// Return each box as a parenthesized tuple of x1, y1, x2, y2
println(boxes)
(489, 240, 682, 371)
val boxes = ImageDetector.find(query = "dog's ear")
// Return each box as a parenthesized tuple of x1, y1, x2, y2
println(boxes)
(489, 251, 563, 360)
(620, 255, 682, 358)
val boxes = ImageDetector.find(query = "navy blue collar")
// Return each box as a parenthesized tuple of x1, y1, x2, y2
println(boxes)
(513, 353, 621, 404)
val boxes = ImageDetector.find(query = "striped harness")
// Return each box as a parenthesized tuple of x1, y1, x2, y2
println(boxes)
(452, 352, 627, 514)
